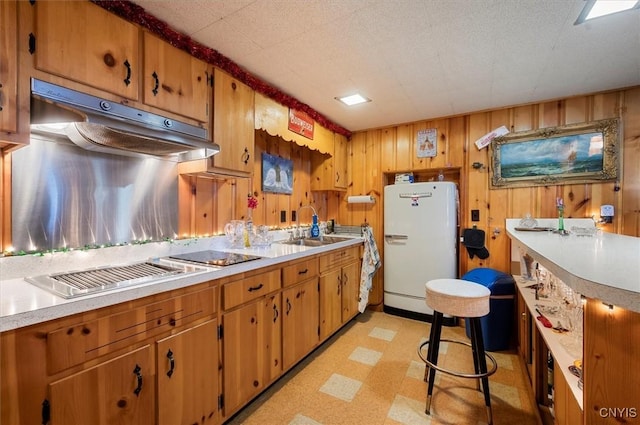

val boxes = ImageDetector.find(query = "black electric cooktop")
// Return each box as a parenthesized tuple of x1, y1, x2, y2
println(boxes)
(169, 250, 263, 267)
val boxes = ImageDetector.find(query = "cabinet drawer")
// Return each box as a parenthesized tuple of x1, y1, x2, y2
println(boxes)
(47, 287, 216, 374)
(319, 246, 360, 270)
(224, 269, 281, 310)
(282, 257, 319, 287)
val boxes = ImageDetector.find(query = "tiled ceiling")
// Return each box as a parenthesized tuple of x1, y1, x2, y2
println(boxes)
(132, 0, 640, 132)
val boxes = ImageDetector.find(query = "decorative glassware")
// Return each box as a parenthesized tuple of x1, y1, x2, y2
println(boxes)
(244, 194, 259, 248)
(519, 213, 538, 229)
(557, 198, 565, 231)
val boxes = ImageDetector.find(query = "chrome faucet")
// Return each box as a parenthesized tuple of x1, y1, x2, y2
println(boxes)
(294, 205, 318, 239)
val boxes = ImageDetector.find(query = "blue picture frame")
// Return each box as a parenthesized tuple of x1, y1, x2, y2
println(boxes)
(262, 153, 293, 194)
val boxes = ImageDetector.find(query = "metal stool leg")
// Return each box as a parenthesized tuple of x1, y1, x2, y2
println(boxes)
(471, 318, 493, 425)
(469, 317, 482, 392)
(425, 311, 444, 414)
(423, 314, 440, 382)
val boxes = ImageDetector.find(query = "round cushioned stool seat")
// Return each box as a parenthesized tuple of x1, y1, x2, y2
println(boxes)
(425, 279, 490, 318)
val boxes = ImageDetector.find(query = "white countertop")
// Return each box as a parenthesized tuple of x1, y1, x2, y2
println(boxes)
(506, 218, 640, 312)
(0, 232, 363, 332)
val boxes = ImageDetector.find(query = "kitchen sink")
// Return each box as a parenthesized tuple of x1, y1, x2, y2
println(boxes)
(277, 235, 353, 247)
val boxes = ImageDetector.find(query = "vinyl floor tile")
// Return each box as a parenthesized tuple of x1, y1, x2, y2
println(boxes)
(225, 311, 538, 425)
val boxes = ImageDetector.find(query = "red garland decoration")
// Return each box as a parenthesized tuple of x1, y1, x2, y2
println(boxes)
(91, 0, 352, 138)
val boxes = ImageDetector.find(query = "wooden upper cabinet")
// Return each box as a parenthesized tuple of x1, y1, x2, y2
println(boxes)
(143, 32, 211, 123)
(310, 133, 348, 191)
(334, 133, 348, 189)
(212, 68, 255, 175)
(1, 1, 18, 136)
(34, 0, 140, 100)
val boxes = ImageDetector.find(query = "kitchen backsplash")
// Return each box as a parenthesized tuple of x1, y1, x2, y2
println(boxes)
(11, 138, 178, 252)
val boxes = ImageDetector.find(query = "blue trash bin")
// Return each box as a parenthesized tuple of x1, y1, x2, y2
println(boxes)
(462, 268, 516, 351)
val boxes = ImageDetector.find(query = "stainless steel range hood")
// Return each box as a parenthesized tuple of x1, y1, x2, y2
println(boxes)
(30, 79, 220, 161)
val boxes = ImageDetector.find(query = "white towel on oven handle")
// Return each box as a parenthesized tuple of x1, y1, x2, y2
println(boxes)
(359, 226, 381, 313)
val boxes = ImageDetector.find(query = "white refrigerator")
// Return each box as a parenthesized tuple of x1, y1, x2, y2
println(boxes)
(383, 181, 458, 316)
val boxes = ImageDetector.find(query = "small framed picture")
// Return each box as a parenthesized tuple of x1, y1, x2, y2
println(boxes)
(262, 153, 293, 195)
(417, 128, 437, 158)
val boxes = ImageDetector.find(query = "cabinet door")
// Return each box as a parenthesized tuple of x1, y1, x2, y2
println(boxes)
(310, 134, 348, 190)
(319, 268, 342, 340)
(517, 292, 531, 365)
(49, 345, 154, 425)
(282, 278, 319, 370)
(222, 294, 281, 416)
(212, 68, 255, 174)
(157, 320, 218, 425)
(341, 261, 359, 322)
(35, 1, 139, 99)
(333, 133, 348, 189)
(143, 32, 210, 122)
(1, 1, 18, 134)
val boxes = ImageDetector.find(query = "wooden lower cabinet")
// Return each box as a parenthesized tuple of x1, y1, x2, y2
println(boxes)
(517, 291, 532, 378)
(553, 364, 583, 425)
(0, 284, 219, 425)
(222, 294, 281, 416)
(282, 278, 320, 370)
(340, 261, 359, 322)
(319, 248, 360, 340)
(157, 320, 219, 425)
(49, 321, 219, 425)
(49, 345, 155, 425)
(319, 268, 343, 340)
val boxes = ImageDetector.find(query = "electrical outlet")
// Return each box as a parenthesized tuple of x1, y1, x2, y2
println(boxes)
(471, 209, 480, 222)
(280, 210, 287, 223)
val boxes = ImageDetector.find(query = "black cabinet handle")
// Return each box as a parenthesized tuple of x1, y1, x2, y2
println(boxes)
(273, 303, 279, 323)
(133, 364, 143, 396)
(28, 33, 35, 54)
(337, 281, 341, 295)
(166, 349, 175, 378)
(286, 298, 291, 315)
(248, 283, 264, 292)
(298, 268, 308, 275)
(241, 147, 250, 164)
(41, 399, 50, 425)
(336, 172, 340, 183)
(123, 59, 131, 86)
(151, 72, 159, 96)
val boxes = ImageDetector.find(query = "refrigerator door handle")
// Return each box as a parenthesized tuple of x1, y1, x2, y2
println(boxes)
(384, 234, 409, 240)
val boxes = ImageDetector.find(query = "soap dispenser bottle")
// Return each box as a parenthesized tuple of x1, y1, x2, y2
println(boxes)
(310, 215, 320, 238)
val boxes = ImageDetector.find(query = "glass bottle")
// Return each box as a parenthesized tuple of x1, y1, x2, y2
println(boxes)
(558, 207, 564, 231)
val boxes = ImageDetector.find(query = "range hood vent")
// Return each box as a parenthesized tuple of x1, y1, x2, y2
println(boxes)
(30, 79, 219, 161)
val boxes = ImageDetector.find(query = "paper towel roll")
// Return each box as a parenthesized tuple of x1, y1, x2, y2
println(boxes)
(347, 195, 375, 204)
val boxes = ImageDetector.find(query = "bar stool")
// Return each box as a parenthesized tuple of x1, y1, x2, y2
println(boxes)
(417, 278, 498, 425)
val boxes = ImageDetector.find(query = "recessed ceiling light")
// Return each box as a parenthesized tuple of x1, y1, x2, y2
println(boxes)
(335, 94, 371, 106)
(575, 0, 639, 24)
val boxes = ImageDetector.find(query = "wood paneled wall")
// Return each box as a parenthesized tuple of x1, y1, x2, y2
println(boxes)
(178, 130, 328, 237)
(178, 87, 640, 310)
(340, 87, 640, 308)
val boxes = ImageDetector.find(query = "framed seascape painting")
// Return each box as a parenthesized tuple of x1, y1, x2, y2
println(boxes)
(490, 119, 619, 189)
(262, 153, 294, 194)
